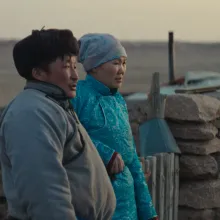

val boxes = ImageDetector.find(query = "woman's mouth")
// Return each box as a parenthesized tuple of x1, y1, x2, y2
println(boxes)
(115, 78, 122, 83)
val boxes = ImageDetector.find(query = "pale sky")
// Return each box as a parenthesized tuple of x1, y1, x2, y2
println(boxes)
(0, 0, 220, 42)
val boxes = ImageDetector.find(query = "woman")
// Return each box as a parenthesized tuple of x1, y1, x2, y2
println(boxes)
(71, 33, 158, 220)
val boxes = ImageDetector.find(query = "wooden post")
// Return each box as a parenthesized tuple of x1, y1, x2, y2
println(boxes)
(173, 155, 180, 220)
(157, 153, 165, 220)
(141, 153, 179, 220)
(164, 153, 171, 220)
(168, 154, 175, 220)
(168, 32, 175, 84)
(147, 72, 166, 120)
(150, 156, 157, 206)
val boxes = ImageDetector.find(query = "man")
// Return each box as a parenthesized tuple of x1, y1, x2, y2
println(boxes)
(0, 29, 116, 220)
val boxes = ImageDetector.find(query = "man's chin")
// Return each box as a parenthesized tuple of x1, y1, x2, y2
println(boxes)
(67, 91, 76, 98)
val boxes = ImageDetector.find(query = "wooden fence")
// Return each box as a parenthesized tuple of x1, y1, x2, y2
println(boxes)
(140, 153, 179, 220)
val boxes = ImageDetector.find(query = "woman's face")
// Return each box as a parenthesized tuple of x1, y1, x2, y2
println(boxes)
(92, 56, 127, 89)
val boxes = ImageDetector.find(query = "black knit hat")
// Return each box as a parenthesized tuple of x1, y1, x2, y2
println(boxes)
(13, 29, 79, 79)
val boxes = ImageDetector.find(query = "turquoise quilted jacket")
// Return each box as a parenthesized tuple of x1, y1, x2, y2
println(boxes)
(71, 75, 157, 220)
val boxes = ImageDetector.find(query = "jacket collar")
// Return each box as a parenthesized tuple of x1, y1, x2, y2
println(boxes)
(24, 80, 67, 98)
(24, 80, 71, 110)
(85, 74, 118, 96)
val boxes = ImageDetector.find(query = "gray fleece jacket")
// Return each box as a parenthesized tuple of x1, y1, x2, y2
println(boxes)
(0, 81, 116, 220)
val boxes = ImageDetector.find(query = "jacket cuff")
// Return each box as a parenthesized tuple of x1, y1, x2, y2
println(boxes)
(150, 217, 159, 220)
(106, 152, 118, 174)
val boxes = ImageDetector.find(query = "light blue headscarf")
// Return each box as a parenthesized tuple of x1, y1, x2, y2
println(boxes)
(78, 33, 127, 72)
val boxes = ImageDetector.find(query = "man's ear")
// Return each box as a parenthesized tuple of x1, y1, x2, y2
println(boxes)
(31, 68, 45, 80)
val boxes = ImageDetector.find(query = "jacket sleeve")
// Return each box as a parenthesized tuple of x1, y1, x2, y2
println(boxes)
(71, 88, 115, 166)
(3, 108, 77, 220)
(127, 139, 158, 220)
(90, 138, 115, 166)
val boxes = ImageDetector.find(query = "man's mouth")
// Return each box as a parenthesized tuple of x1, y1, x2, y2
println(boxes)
(69, 84, 77, 91)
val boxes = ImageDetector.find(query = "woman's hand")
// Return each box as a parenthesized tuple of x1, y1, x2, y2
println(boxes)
(145, 170, 151, 182)
(111, 153, 124, 174)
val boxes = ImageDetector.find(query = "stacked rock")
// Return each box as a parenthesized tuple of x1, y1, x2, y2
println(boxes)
(165, 94, 220, 220)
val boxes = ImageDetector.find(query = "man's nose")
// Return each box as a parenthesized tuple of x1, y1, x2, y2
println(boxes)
(72, 69, 79, 80)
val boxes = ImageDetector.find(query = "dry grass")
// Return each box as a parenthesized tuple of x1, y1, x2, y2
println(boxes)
(1, 40, 220, 107)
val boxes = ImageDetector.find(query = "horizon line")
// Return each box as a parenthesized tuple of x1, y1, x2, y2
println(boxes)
(1, 37, 220, 44)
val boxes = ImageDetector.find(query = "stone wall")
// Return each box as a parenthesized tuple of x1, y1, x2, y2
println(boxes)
(127, 94, 220, 220)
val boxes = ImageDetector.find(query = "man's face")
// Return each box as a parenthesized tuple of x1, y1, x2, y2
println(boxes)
(34, 55, 79, 98)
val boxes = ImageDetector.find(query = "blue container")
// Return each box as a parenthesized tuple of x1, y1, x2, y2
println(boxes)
(139, 118, 181, 157)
